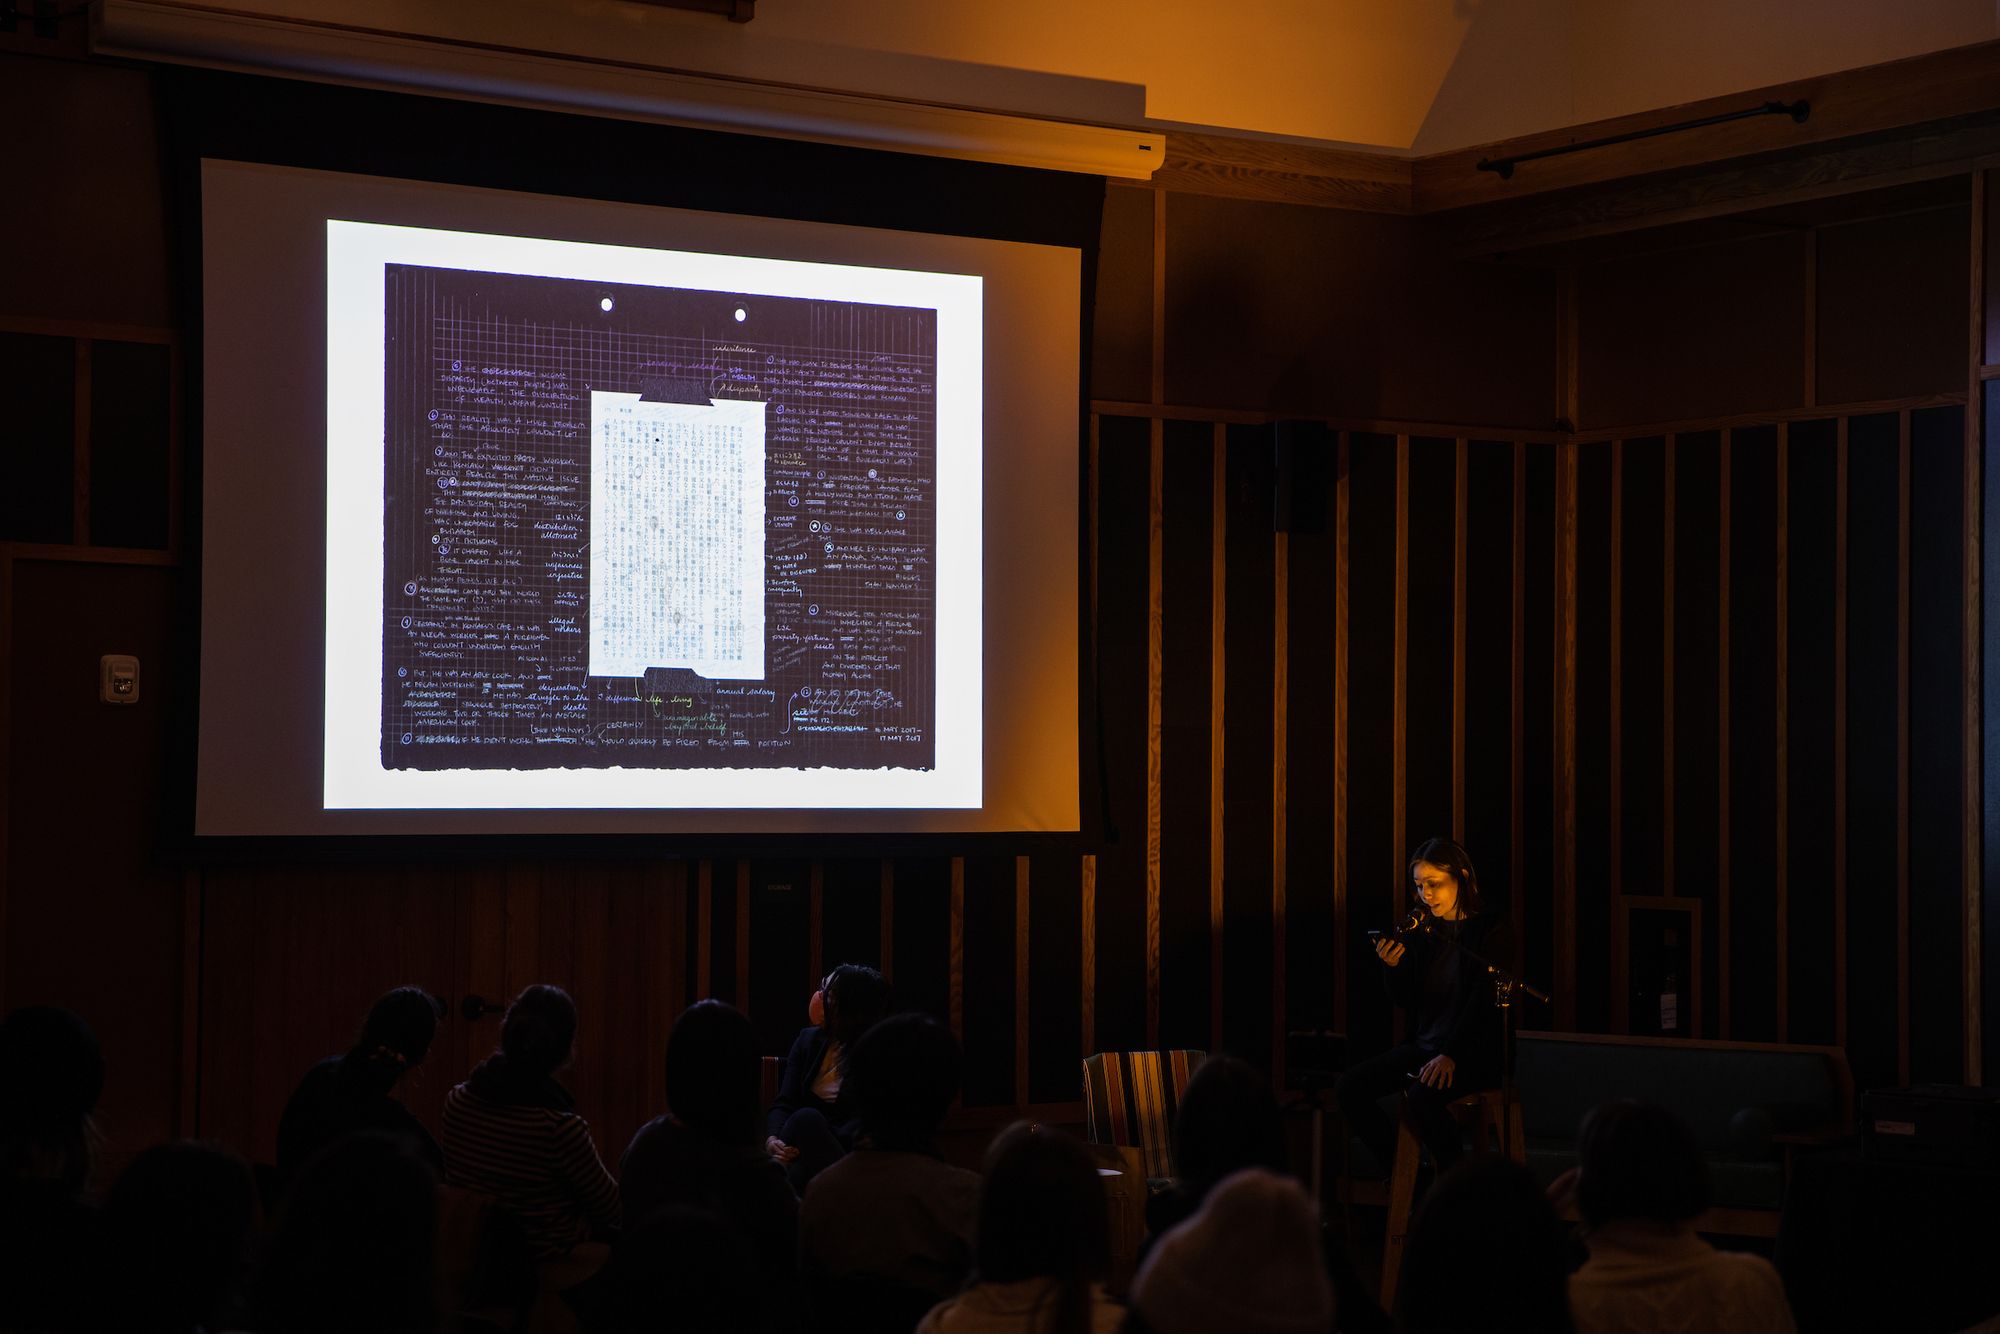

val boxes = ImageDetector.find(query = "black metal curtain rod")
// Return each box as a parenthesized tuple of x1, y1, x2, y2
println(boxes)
(1476, 99, 1810, 179)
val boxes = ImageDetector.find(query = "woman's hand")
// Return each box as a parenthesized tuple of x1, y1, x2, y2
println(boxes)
(1416, 1053, 1455, 1089)
(1545, 1166, 1580, 1213)
(1374, 937, 1407, 967)
(765, 1136, 799, 1164)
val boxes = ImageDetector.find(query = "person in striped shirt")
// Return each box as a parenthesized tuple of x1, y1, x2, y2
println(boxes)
(443, 984, 621, 1260)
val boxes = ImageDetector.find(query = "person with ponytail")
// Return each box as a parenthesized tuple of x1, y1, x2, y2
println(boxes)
(276, 986, 445, 1189)
(916, 1121, 1125, 1334)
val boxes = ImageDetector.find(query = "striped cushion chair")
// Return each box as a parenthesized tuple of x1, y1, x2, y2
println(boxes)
(1081, 1050, 1207, 1187)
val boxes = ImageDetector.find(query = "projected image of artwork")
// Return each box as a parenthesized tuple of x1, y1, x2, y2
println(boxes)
(379, 265, 938, 772)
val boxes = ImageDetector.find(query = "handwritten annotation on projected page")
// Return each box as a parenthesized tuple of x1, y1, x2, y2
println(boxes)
(378, 264, 939, 773)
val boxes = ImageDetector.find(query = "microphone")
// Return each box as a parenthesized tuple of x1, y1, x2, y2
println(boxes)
(1396, 904, 1429, 935)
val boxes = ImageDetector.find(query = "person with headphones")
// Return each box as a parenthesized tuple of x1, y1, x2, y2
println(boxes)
(765, 963, 891, 1191)
(1335, 838, 1516, 1178)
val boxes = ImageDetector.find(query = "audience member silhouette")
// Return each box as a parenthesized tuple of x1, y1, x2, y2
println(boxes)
(0, 1005, 106, 1333)
(1143, 1055, 1288, 1247)
(275, 985, 445, 1191)
(255, 1130, 441, 1334)
(573, 1204, 759, 1334)
(1564, 1099, 1796, 1334)
(1128, 1168, 1333, 1334)
(799, 1011, 980, 1324)
(619, 998, 800, 1330)
(767, 963, 891, 1192)
(1397, 1158, 1571, 1334)
(917, 1120, 1124, 1334)
(444, 983, 620, 1260)
(94, 1140, 258, 1334)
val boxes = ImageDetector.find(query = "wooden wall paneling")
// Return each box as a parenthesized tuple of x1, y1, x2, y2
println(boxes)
(1776, 425, 1790, 1042)
(0, 550, 10, 1006)
(178, 869, 201, 1137)
(1083, 415, 1097, 1058)
(1406, 438, 1456, 860)
(1334, 433, 1351, 1034)
(1984, 378, 2000, 1085)
(1147, 420, 1164, 1049)
(958, 855, 1014, 1108)
(950, 856, 966, 1042)
(695, 860, 713, 998)
(1453, 439, 1468, 840)
(820, 859, 884, 979)
(1910, 405, 1969, 1083)
(1609, 441, 1625, 910)
(1520, 446, 1560, 1026)
(71, 340, 90, 545)
(1573, 442, 1612, 1032)
(1845, 413, 1904, 1089)
(1556, 442, 1578, 1032)
(890, 858, 952, 1027)
(808, 861, 823, 984)
(1346, 435, 1398, 1051)
(746, 860, 810, 1060)
(1805, 230, 1818, 407)
(1784, 421, 1840, 1048)
(1898, 410, 1913, 1085)
(1512, 443, 1528, 951)
(1664, 437, 1679, 899)
(1618, 441, 1668, 911)
(1718, 430, 1734, 1039)
(1392, 436, 1409, 1044)
(1016, 856, 1031, 1107)
(1462, 442, 1518, 972)
(1967, 174, 1987, 1086)
(1026, 852, 1083, 1104)
(880, 860, 895, 984)
(1282, 429, 1337, 1061)
(1094, 416, 1150, 1055)
(1669, 434, 1721, 1035)
(1835, 421, 1849, 1047)
(1221, 423, 1277, 1071)
(735, 861, 751, 1018)
(1079, 854, 1094, 1056)
(1159, 420, 1215, 1051)
(1210, 423, 1227, 1052)
(1728, 426, 1781, 1043)
(1272, 512, 1289, 1086)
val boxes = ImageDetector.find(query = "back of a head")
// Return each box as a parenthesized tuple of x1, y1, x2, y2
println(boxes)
(258, 1131, 440, 1334)
(1398, 1159, 1571, 1334)
(976, 1122, 1110, 1286)
(1172, 1055, 1287, 1199)
(0, 1006, 103, 1190)
(580, 1205, 755, 1334)
(1131, 1168, 1332, 1334)
(499, 984, 578, 1077)
(823, 964, 891, 1047)
(103, 1141, 258, 1332)
(1576, 1098, 1709, 1228)
(843, 1012, 960, 1151)
(664, 999, 761, 1146)
(348, 987, 442, 1090)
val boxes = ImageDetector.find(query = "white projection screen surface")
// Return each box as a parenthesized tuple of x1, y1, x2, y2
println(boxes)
(196, 160, 1080, 837)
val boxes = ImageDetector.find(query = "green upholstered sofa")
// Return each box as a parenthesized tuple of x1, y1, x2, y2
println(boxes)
(1511, 1030, 1854, 1235)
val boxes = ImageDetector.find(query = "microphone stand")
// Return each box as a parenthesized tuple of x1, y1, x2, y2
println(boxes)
(1406, 917, 1552, 1161)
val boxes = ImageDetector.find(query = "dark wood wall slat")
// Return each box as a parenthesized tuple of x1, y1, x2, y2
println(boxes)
(1574, 446, 1613, 1032)
(1728, 427, 1782, 1044)
(892, 858, 952, 1028)
(1221, 423, 1277, 1070)
(1776, 426, 1791, 1042)
(1345, 434, 1399, 1053)
(1464, 443, 1516, 941)
(1984, 379, 2000, 1084)
(1846, 413, 1905, 1090)
(1335, 433, 1352, 1035)
(1785, 421, 1841, 1048)
(1160, 421, 1216, 1051)
(1147, 420, 1165, 1048)
(1405, 438, 1457, 855)
(960, 854, 1016, 1107)
(1521, 446, 1560, 1025)
(1026, 853, 1084, 1103)
(1284, 435, 1339, 1049)
(1622, 440, 1668, 902)
(1899, 411, 1913, 1085)
(1209, 424, 1227, 1052)
(748, 860, 811, 1061)
(1911, 404, 1969, 1084)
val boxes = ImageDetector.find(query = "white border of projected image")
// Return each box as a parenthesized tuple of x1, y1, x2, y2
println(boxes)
(323, 220, 982, 810)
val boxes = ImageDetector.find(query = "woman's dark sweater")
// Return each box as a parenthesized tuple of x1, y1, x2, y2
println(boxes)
(1383, 910, 1517, 1073)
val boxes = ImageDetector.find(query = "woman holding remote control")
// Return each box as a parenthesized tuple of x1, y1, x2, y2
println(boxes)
(1335, 837, 1516, 1179)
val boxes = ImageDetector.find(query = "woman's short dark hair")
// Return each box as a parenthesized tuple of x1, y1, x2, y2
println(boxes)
(975, 1122, 1109, 1334)
(1173, 1056, 1287, 1199)
(664, 1000, 761, 1147)
(843, 1012, 960, 1151)
(347, 987, 442, 1091)
(0, 1006, 103, 1192)
(500, 985, 577, 1077)
(1407, 837, 1485, 917)
(1400, 1159, 1572, 1334)
(822, 964, 891, 1047)
(1576, 1099, 1710, 1226)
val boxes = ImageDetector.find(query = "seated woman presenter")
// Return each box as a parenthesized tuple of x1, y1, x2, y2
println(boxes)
(1335, 837, 1516, 1178)
(765, 962, 890, 1192)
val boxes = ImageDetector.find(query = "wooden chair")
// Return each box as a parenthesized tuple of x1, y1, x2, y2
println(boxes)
(1379, 1087, 1525, 1305)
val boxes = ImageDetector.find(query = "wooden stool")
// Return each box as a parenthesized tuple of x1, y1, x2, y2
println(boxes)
(1379, 1087, 1525, 1305)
